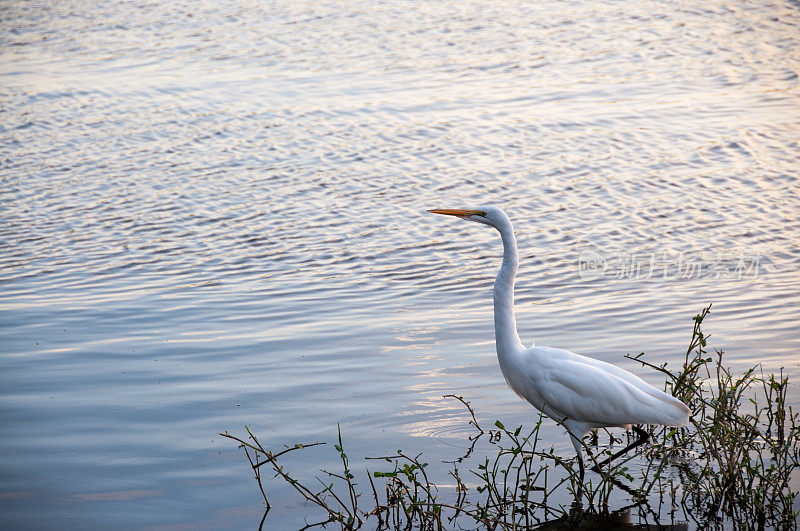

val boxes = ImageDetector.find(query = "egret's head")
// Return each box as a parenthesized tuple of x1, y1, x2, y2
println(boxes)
(427, 206, 510, 229)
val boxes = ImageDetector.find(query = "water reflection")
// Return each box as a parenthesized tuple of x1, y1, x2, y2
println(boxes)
(1, 0, 799, 527)
(539, 506, 689, 530)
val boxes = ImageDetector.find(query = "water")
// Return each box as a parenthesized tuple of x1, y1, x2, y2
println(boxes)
(1, 0, 798, 528)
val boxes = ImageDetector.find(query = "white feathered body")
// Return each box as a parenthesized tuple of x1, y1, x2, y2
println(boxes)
(498, 345, 690, 440)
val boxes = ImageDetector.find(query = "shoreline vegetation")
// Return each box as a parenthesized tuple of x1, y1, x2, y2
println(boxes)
(222, 306, 799, 530)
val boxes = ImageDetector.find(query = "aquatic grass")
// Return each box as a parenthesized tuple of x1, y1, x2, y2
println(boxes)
(222, 306, 799, 529)
(629, 305, 800, 529)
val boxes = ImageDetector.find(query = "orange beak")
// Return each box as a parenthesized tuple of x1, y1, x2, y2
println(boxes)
(427, 208, 482, 218)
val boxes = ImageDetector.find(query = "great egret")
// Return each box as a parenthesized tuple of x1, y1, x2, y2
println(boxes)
(428, 206, 690, 479)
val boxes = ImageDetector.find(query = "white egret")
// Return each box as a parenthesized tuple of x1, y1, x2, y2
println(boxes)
(429, 206, 690, 479)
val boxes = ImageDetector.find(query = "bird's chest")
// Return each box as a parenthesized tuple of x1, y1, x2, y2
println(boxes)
(498, 356, 547, 411)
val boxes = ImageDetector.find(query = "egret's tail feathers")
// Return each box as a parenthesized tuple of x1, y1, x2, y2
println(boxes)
(659, 394, 690, 427)
(671, 400, 691, 427)
(641, 388, 691, 427)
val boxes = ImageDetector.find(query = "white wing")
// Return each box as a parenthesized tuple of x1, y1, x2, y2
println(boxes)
(513, 346, 689, 429)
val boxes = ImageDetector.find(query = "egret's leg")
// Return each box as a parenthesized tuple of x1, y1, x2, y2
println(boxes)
(568, 429, 586, 484)
(573, 455, 586, 502)
(590, 426, 649, 472)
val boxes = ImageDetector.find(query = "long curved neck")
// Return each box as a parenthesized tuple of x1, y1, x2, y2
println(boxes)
(493, 221, 523, 358)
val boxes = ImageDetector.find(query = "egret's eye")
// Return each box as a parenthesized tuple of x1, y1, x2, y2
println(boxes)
(478, 211, 487, 217)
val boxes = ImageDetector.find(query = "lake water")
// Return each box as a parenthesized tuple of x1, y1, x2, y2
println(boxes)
(1, 0, 798, 528)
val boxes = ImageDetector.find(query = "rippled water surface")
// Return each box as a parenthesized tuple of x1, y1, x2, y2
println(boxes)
(1, 0, 799, 528)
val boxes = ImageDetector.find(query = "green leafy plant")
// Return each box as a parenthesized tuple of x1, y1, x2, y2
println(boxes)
(221, 306, 799, 530)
